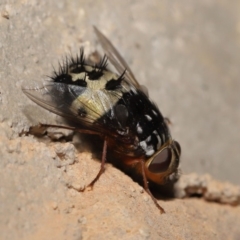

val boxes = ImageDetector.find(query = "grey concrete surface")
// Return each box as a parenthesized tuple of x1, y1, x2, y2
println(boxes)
(1, 0, 240, 184)
(0, 0, 240, 239)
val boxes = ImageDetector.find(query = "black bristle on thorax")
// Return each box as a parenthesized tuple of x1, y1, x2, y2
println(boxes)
(105, 70, 126, 90)
(50, 48, 109, 84)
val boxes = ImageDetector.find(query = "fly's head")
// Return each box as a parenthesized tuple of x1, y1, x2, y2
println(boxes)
(145, 140, 181, 185)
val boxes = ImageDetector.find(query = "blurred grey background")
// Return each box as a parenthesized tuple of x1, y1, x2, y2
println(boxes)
(1, 0, 240, 185)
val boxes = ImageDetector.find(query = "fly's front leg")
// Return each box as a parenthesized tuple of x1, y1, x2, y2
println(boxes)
(80, 137, 108, 191)
(140, 159, 165, 214)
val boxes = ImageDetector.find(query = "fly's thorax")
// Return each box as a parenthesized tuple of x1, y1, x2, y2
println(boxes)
(54, 63, 131, 124)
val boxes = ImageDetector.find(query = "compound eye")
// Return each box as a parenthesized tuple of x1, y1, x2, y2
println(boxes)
(148, 148, 172, 173)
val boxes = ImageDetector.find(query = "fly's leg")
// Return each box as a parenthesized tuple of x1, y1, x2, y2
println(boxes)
(140, 159, 165, 214)
(80, 138, 107, 191)
(36, 123, 107, 190)
(39, 123, 100, 135)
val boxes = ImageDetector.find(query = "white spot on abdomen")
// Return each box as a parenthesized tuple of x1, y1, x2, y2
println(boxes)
(136, 123, 143, 134)
(145, 114, 152, 121)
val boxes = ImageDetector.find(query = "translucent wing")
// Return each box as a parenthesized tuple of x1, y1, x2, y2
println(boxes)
(22, 79, 137, 140)
(94, 26, 141, 89)
(22, 81, 110, 128)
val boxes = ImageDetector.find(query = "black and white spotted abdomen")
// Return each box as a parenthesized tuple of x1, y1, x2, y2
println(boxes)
(95, 86, 171, 159)
(123, 89, 171, 158)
